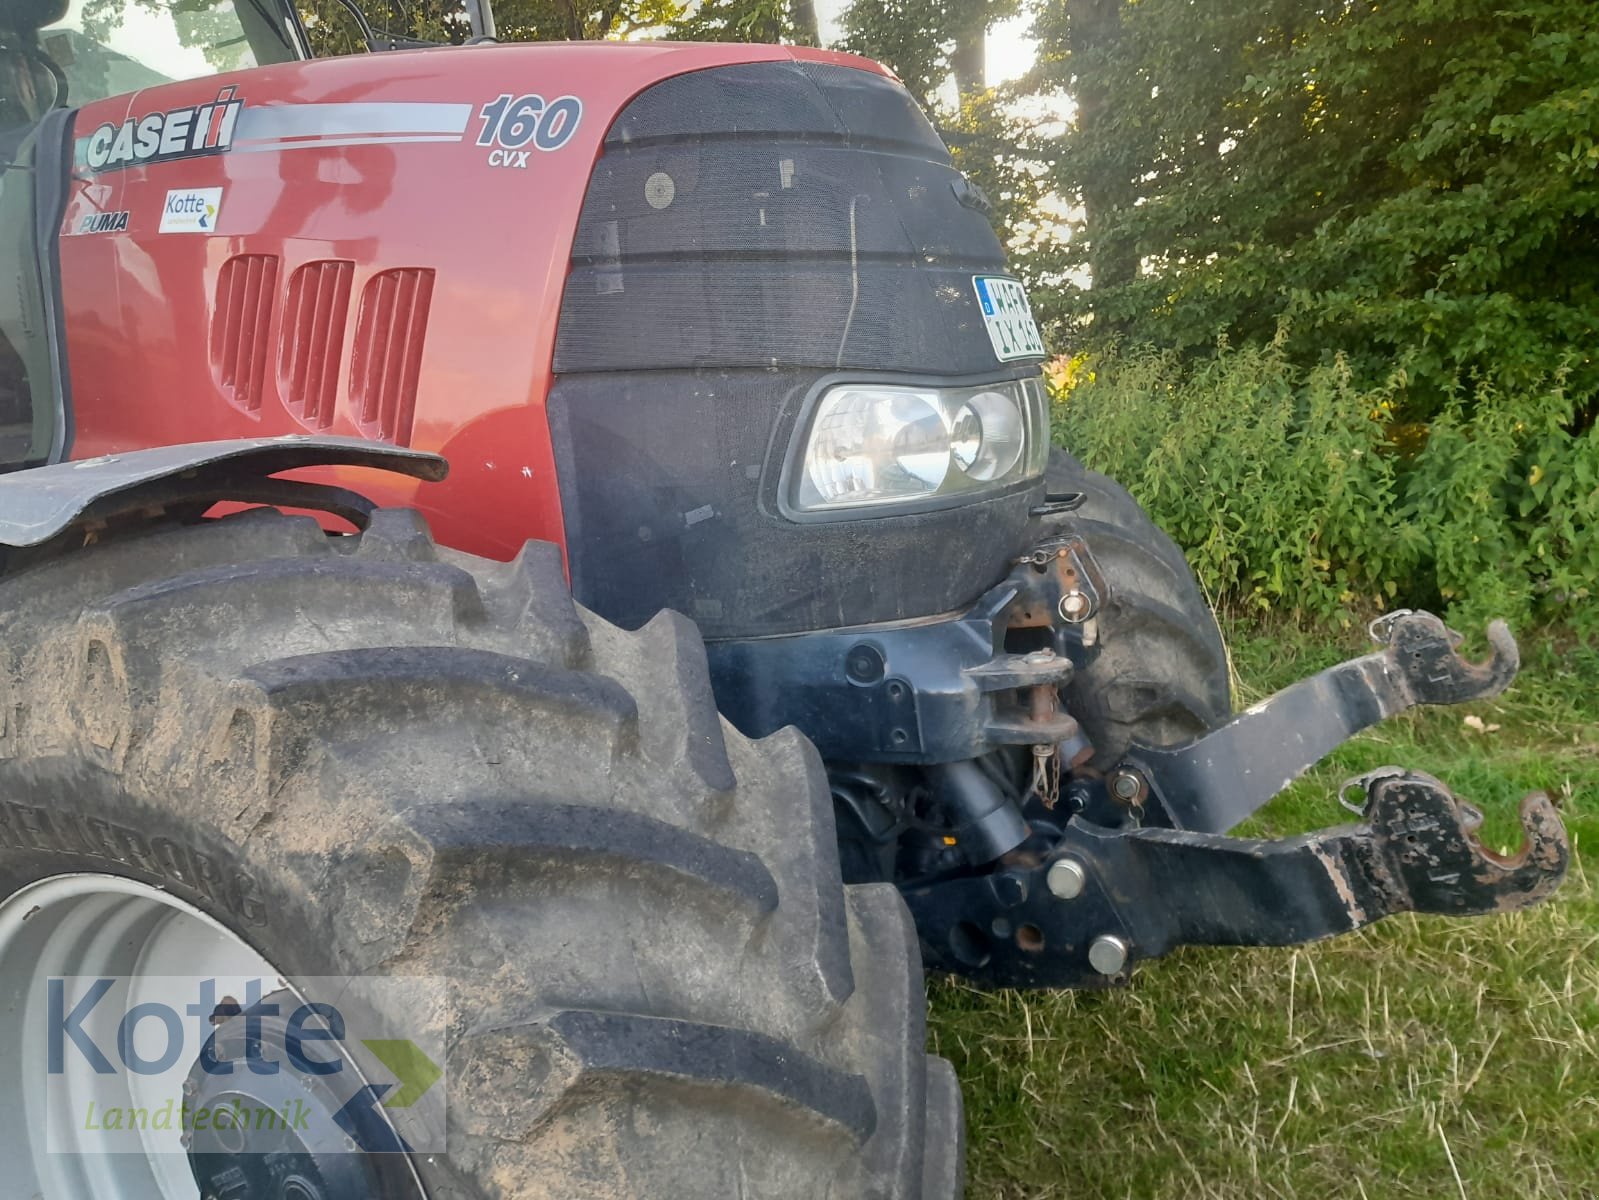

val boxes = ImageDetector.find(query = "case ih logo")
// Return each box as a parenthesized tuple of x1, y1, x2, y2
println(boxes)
(84, 86, 244, 173)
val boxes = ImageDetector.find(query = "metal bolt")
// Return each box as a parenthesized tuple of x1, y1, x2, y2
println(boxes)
(1024, 648, 1056, 665)
(844, 643, 885, 685)
(1059, 591, 1090, 621)
(1046, 857, 1086, 900)
(1110, 770, 1143, 802)
(1088, 934, 1130, 976)
(989, 870, 1029, 908)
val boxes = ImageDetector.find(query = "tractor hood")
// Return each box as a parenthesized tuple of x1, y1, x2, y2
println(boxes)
(55, 42, 1047, 637)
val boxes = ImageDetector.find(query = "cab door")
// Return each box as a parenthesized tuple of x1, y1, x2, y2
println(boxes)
(0, 103, 69, 471)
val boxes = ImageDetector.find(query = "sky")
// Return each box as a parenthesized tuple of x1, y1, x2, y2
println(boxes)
(812, 0, 1039, 86)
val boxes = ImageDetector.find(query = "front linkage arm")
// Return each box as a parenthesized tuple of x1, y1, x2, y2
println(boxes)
(906, 768, 1566, 987)
(904, 612, 1569, 988)
(1073, 768, 1566, 953)
(1123, 610, 1520, 833)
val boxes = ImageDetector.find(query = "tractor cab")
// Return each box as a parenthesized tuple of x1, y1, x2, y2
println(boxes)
(0, 0, 299, 472)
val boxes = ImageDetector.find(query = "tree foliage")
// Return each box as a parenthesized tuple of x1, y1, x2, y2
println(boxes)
(295, 0, 812, 52)
(668, 0, 820, 44)
(1036, 0, 1599, 424)
(296, 0, 679, 51)
(838, 0, 1018, 105)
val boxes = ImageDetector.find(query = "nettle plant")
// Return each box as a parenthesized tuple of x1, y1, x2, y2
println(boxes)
(1053, 342, 1599, 637)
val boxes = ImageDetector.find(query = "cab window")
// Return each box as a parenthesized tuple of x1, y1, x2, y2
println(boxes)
(36, 0, 301, 107)
(0, 0, 303, 470)
(0, 126, 57, 470)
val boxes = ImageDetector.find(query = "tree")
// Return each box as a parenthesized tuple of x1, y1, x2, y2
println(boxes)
(838, 0, 1019, 108)
(297, 0, 471, 54)
(790, 0, 819, 45)
(297, 0, 816, 55)
(668, 0, 819, 45)
(81, 0, 261, 71)
(1034, 0, 1599, 423)
(1038, 0, 1133, 301)
(943, 85, 1060, 280)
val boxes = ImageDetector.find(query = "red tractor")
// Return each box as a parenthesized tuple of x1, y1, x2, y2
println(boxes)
(0, 1, 1568, 1195)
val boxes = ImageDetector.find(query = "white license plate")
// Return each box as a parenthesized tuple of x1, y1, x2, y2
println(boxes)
(973, 275, 1045, 362)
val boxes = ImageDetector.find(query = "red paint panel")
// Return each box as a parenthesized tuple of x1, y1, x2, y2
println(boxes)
(57, 43, 896, 562)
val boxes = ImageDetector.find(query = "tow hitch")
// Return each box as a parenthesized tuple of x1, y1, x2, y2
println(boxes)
(905, 613, 1570, 987)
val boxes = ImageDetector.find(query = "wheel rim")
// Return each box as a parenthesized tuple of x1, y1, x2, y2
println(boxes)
(0, 874, 282, 1199)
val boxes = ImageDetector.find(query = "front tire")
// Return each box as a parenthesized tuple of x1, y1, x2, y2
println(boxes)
(1050, 449, 1232, 765)
(0, 506, 959, 1199)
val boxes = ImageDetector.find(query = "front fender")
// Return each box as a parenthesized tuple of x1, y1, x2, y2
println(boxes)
(0, 436, 446, 549)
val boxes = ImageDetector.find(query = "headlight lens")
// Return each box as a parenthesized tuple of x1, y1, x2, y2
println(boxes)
(792, 376, 1049, 514)
(950, 391, 1025, 481)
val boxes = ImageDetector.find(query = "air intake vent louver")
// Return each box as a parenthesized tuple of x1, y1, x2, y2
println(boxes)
(210, 254, 279, 414)
(279, 260, 353, 430)
(351, 267, 434, 447)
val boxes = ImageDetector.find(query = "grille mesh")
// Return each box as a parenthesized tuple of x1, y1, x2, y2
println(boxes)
(555, 62, 1017, 376)
(548, 63, 1044, 639)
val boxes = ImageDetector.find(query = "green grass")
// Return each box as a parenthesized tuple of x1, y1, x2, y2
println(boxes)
(930, 620, 1599, 1200)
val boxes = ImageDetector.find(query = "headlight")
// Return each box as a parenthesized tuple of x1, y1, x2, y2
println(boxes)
(951, 391, 1026, 480)
(790, 376, 1050, 514)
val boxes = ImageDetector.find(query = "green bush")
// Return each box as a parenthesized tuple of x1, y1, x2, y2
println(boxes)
(1051, 342, 1599, 636)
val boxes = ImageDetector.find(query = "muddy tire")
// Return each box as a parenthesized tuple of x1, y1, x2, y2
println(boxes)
(1049, 449, 1231, 765)
(0, 507, 960, 1199)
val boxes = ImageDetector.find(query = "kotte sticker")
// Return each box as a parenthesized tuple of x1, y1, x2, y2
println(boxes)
(71, 210, 130, 235)
(84, 87, 243, 173)
(43, 975, 448, 1156)
(160, 188, 223, 234)
(477, 93, 582, 167)
(973, 275, 1045, 362)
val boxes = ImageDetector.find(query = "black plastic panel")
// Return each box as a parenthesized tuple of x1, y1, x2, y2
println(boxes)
(555, 61, 1023, 376)
(551, 61, 1045, 638)
(604, 61, 946, 153)
(547, 368, 1043, 637)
